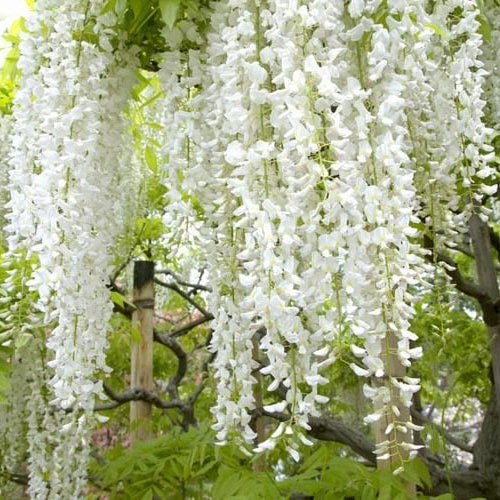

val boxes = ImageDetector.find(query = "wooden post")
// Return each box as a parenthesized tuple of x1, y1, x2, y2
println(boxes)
(374, 328, 416, 498)
(130, 260, 155, 444)
(252, 334, 266, 472)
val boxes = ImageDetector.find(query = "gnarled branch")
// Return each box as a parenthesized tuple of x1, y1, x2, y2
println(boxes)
(154, 277, 211, 318)
(423, 234, 487, 301)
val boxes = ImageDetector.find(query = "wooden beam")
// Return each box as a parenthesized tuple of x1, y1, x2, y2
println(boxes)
(130, 260, 155, 443)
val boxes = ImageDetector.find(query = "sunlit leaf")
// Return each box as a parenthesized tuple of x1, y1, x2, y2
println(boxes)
(159, 0, 180, 29)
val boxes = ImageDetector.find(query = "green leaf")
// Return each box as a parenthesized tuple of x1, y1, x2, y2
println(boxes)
(407, 457, 432, 488)
(130, 0, 145, 19)
(135, 217, 165, 240)
(191, 459, 217, 478)
(159, 0, 180, 30)
(477, 14, 492, 44)
(145, 146, 158, 174)
(111, 290, 125, 308)
(427, 425, 443, 455)
(0, 357, 10, 371)
(140, 489, 153, 500)
(14, 333, 32, 349)
(378, 482, 393, 500)
(144, 121, 164, 131)
(0, 344, 13, 356)
(114, 0, 128, 16)
(139, 91, 164, 111)
(393, 493, 407, 500)
(426, 22, 449, 40)
(100, 0, 116, 15)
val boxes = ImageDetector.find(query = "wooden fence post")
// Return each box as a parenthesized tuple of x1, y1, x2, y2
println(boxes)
(130, 260, 155, 444)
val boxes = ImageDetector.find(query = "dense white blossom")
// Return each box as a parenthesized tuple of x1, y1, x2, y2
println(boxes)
(5, 0, 137, 496)
(1, 0, 496, 489)
(157, 0, 495, 468)
(483, 2, 500, 129)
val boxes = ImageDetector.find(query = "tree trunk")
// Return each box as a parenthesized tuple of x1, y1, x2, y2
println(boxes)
(130, 260, 155, 443)
(468, 214, 500, 497)
(472, 383, 500, 499)
(469, 214, 500, 408)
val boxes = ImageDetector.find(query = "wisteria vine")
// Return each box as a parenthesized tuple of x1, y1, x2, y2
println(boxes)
(158, 0, 495, 467)
(0, 0, 497, 497)
(4, 0, 138, 496)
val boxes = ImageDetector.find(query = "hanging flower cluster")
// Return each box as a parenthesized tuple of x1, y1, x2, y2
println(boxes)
(5, 0, 138, 496)
(413, 0, 495, 245)
(1, 0, 494, 492)
(158, 0, 495, 465)
(0, 115, 13, 230)
(481, 1, 500, 129)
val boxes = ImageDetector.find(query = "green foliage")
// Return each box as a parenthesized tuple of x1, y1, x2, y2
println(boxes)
(0, 249, 39, 403)
(212, 463, 280, 499)
(89, 427, 219, 499)
(413, 287, 490, 409)
(99, 0, 210, 70)
(159, 0, 181, 30)
(110, 290, 136, 312)
(274, 445, 431, 499)
(0, 17, 25, 115)
(477, 0, 492, 43)
(145, 145, 158, 174)
(425, 22, 449, 40)
(90, 435, 436, 499)
(100, 0, 167, 70)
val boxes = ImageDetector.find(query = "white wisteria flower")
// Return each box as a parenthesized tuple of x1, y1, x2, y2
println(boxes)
(5, 0, 138, 495)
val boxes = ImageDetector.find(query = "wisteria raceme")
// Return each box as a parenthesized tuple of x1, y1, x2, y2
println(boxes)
(0, 339, 33, 487)
(156, 17, 207, 261)
(1, 0, 496, 492)
(483, 1, 500, 129)
(5, 0, 137, 496)
(338, 0, 430, 463)
(416, 0, 495, 246)
(196, 0, 268, 445)
(25, 343, 55, 499)
(190, 0, 347, 451)
(157, 0, 496, 467)
(0, 115, 12, 230)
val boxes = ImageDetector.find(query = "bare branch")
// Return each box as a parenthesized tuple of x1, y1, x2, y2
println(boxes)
(307, 416, 377, 464)
(99, 382, 186, 411)
(169, 314, 213, 338)
(423, 235, 487, 301)
(410, 407, 473, 453)
(155, 268, 212, 293)
(153, 329, 187, 399)
(1, 471, 28, 486)
(447, 242, 500, 274)
(154, 277, 211, 317)
(189, 350, 216, 406)
(250, 406, 377, 464)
